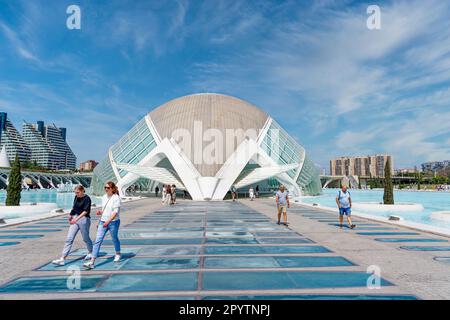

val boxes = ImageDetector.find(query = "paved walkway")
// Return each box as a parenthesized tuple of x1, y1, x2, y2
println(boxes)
(0, 198, 449, 299)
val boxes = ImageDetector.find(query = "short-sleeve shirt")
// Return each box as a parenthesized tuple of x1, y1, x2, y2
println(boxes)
(276, 191, 288, 206)
(70, 195, 91, 218)
(100, 194, 121, 222)
(337, 190, 351, 208)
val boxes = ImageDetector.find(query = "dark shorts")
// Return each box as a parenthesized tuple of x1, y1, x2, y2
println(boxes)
(339, 207, 351, 216)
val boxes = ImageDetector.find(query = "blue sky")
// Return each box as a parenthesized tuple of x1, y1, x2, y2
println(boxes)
(1, 0, 450, 171)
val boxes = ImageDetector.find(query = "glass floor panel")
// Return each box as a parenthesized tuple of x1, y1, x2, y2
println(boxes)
(98, 272, 198, 292)
(202, 271, 392, 290)
(375, 238, 448, 243)
(17, 225, 64, 229)
(123, 257, 200, 270)
(38, 257, 129, 271)
(205, 232, 254, 238)
(0, 275, 106, 293)
(118, 232, 204, 239)
(357, 232, 420, 236)
(70, 247, 141, 256)
(203, 256, 354, 269)
(205, 238, 258, 244)
(0, 241, 20, 247)
(400, 246, 450, 251)
(0, 229, 62, 233)
(257, 238, 314, 244)
(139, 246, 201, 256)
(253, 232, 301, 237)
(104, 238, 203, 246)
(0, 235, 43, 239)
(275, 256, 354, 268)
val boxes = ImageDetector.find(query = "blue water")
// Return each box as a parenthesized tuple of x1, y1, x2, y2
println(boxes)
(0, 190, 102, 219)
(302, 189, 450, 229)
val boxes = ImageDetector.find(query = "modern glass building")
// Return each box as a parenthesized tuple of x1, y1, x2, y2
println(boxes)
(22, 121, 77, 170)
(92, 93, 321, 200)
(0, 112, 31, 164)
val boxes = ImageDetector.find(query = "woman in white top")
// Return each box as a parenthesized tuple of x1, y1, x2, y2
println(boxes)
(83, 181, 121, 270)
(162, 185, 167, 203)
(249, 187, 255, 201)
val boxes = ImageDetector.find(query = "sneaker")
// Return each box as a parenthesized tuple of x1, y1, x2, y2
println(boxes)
(83, 254, 92, 261)
(350, 224, 356, 229)
(113, 254, 121, 262)
(52, 258, 65, 266)
(83, 261, 95, 270)
(277, 221, 280, 225)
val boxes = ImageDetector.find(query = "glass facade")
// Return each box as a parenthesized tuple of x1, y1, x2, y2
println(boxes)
(260, 120, 305, 179)
(260, 119, 321, 196)
(296, 155, 321, 195)
(110, 118, 157, 178)
(92, 118, 157, 195)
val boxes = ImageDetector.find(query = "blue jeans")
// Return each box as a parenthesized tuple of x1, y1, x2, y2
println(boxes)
(92, 220, 121, 258)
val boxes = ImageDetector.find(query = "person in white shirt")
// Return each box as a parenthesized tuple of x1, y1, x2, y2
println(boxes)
(249, 187, 255, 201)
(83, 181, 121, 269)
(164, 184, 172, 205)
(162, 185, 167, 203)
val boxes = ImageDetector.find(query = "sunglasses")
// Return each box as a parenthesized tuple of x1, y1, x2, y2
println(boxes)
(104, 186, 111, 190)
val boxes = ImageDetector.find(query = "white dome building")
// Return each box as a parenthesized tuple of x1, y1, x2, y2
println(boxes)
(92, 93, 321, 200)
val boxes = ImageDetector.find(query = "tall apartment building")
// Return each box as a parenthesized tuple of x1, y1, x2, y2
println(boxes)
(330, 154, 394, 178)
(22, 121, 77, 170)
(0, 112, 31, 164)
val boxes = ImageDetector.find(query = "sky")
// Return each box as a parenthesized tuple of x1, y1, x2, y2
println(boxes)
(1, 0, 450, 172)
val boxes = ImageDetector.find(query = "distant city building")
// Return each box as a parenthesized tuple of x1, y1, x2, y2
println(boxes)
(79, 160, 98, 172)
(0, 112, 31, 164)
(421, 161, 450, 173)
(22, 121, 77, 170)
(330, 154, 394, 178)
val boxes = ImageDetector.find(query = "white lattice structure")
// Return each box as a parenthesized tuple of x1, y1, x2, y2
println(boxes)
(92, 93, 321, 200)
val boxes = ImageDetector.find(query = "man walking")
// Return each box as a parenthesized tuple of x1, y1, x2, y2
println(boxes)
(276, 185, 290, 225)
(155, 186, 159, 198)
(336, 186, 356, 229)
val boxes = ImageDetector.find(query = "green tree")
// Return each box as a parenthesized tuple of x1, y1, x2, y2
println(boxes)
(6, 155, 22, 206)
(383, 158, 394, 205)
(417, 172, 422, 190)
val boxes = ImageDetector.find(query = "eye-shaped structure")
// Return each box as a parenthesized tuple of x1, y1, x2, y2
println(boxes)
(92, 93, 321, 200)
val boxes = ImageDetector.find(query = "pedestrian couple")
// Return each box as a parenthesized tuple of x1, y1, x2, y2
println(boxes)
(52, 181, 122, 270)
(162, 184, 177, 205)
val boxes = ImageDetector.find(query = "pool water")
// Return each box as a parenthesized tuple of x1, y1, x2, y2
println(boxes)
(0, 190, 101, 219)
(302, 189, 450, 230)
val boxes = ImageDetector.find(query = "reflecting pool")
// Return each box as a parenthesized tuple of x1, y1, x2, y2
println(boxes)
(302, 189, 450, 230)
